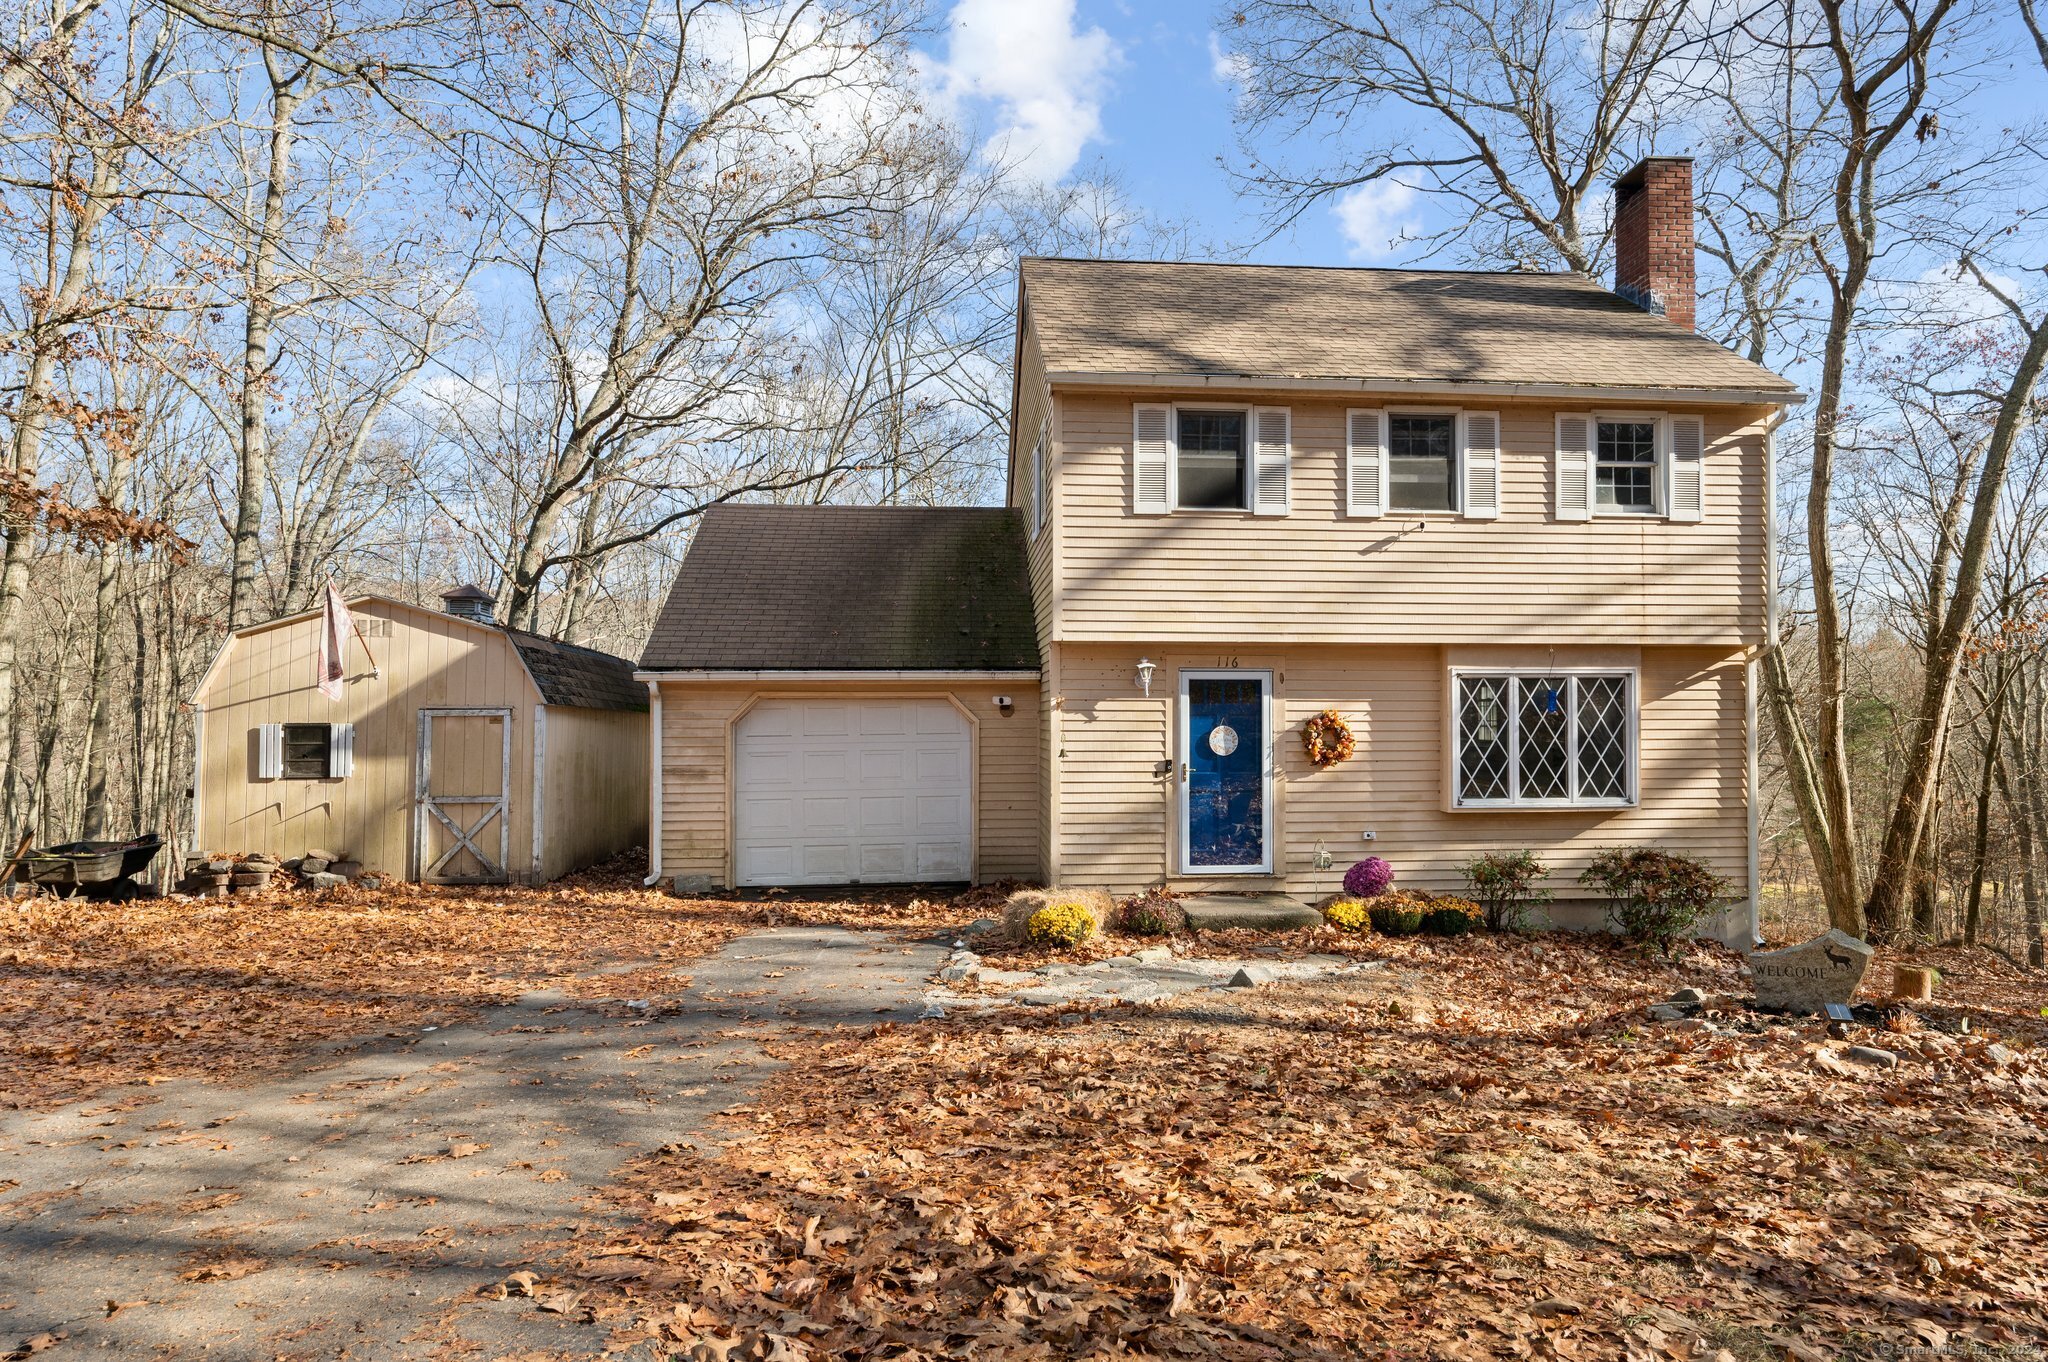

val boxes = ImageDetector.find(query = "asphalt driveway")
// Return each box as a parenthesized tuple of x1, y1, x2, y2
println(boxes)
(0, 926, 947, 1361)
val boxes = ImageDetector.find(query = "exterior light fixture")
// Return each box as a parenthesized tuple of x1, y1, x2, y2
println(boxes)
(1135, 658, 1156, 696)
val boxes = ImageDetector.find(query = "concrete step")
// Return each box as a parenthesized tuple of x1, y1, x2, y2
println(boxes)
(1179, 892, 1321, 932)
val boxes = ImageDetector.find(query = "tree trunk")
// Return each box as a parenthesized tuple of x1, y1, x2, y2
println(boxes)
(228, 68, 306, 630)
(1963, 685, 2007, 945)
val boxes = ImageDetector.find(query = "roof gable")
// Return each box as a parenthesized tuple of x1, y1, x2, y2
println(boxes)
(640, 505, 1040, 672)
(1019, 258, 1798, 399)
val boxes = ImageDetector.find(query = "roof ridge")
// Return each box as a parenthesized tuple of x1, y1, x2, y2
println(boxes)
(1019, 255, 1587, 280)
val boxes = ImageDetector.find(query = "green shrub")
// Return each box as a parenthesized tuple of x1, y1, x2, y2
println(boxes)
(1580, 847, 1729, 953)
(1461, 849, 1555, 933)
(1420, 903, 1477, 937)
(1368, 903, 1424, 935)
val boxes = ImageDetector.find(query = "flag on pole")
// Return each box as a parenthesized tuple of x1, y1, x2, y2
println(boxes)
(316, 583, 351, 701)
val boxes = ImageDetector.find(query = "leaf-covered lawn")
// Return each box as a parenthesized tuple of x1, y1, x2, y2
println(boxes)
(569, 932, 2048, 1361)
(0, 861, 961, 1112)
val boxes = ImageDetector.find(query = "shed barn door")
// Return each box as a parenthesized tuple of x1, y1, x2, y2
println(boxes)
(416, 708, 512, 883)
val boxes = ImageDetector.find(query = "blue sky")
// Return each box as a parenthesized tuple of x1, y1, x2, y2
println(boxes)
(923, 0, 2046, 275)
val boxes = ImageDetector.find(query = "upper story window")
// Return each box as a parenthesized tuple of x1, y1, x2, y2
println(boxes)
(1388, 413, 1458, 512)
(1176, 410, 1247, 509)
(1596, 419, 1659, 513)
(1453, 671, 1635, 808)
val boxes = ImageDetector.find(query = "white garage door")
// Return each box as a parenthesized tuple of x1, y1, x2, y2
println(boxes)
(733, 698, 971, 887)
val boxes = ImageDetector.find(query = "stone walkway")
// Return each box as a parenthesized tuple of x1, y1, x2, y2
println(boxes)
(0, 927, 947, 1361)
(925, 943, 1375, 1010)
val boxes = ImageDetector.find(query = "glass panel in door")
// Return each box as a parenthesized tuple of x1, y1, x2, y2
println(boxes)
(1186, 676, 1266, 869)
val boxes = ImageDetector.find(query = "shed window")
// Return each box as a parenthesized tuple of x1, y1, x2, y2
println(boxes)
(1388, 414, 1457, 512)
(1454, 673, 1634, 807)
(1176, 410, 1246, 509)
(1596, 419, 1659, 513)
(282, 724, 333, 779)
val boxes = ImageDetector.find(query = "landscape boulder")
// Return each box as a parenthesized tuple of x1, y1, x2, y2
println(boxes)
(1748, 928, 1873, 1013)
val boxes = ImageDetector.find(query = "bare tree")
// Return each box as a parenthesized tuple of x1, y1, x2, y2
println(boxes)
(1222, 0, 1691, 269)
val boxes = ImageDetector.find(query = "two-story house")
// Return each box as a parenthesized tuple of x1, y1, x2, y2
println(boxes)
(636, 157, 1801, 946)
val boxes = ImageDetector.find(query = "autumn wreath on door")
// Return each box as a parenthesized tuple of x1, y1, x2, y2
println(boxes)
(1301, 709, 1355, 767)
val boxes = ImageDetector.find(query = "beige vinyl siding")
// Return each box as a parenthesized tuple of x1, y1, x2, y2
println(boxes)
(655, 679, 1042, 888)
(1051, 392, 1771, 647)
(538, 705, 650, 881)
(194, 601, 539, 879)
(1050, 643, 1749, 903)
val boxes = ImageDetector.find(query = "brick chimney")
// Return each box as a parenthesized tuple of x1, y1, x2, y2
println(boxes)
(439, 584, 498, 624)
(1611, 156, 1695, 330)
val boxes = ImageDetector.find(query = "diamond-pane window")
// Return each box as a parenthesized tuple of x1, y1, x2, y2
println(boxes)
(1454, 673, 1633, 806)
(1457, 677, 1512, 802)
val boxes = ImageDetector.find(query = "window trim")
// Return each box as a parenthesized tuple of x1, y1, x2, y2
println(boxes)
(1385, 405, 1464, 515)
(1591, 410, 1666, 518)
(1168, 402, 1255, 513)
(1448, 666, 1640, 810)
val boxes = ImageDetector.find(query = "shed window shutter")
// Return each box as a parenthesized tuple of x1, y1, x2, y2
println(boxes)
(1666, 415, 1704, 523)
(1461, 410, 1501, 519)
(1345, 409, 1386, 518)
(329, 723, 355, 778)
(1251, 406, 1291, 515)
(1556, 413, 1593, 521)
(1132, 403, 1172, 514)
(257, 723, 283, 780)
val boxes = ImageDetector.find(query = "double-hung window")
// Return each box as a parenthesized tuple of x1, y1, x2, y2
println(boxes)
(1453, 671, 1634, 807)
(1176, 409, 1247, 509)
(1388, 413, 1458, 512)
(1596, 419, 1659, 513)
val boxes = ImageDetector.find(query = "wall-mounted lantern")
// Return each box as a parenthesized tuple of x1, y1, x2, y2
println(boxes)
(1135, 657, 1156, 697)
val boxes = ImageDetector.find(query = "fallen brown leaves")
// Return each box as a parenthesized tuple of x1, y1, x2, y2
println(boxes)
(569, 931, 2048, 1361)
(0, 858, 960, 1111)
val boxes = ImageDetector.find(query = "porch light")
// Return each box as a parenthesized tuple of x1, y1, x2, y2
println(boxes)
(1135, 658, 1156, 697)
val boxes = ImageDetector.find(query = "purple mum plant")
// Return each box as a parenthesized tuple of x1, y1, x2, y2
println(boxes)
(1343, 856, 1395, 899)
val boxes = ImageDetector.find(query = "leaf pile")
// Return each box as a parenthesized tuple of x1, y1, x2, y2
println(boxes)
(0, 859, 958, 1111)
(571, 933, 2048, 1360)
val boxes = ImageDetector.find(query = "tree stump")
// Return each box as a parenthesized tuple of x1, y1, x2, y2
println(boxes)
(1892, 965, 1936, 1002)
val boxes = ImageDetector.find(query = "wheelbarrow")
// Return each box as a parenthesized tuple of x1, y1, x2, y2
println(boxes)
(14, 833, 164, 899)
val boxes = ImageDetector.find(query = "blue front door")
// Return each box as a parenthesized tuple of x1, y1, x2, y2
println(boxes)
(1183, 673, 1268, 871)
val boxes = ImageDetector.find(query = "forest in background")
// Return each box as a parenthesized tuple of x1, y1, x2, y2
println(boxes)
(3, 0, 2046, 958)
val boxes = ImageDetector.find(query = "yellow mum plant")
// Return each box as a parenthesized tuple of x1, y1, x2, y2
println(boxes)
(1026, 900, 1097, 948)
(1321, 897, 1372, 934)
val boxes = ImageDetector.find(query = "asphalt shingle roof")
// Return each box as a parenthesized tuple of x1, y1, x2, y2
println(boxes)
(640, 505, 1040, 672)
(1020, 258, 1798, 397)
(506, 631, 648, 711)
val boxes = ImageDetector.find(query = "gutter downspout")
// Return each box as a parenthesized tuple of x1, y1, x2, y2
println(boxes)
(643, 679, 663, 888)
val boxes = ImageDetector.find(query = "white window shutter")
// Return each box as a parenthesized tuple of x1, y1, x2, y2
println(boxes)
(257, 723, 283, 780)
(1666, 415, 1704, 523)
(329, 723, 355, 778)
(1345, 409, 1386, 518)
(1251, 406, 1291, 515)
(1461, 410, 1501, 519)
(1132, 403, 1172, 515)
(1556, 413, 1593, 521)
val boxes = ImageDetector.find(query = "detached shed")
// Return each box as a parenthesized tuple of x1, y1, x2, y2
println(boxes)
(191, 588, 649, 884)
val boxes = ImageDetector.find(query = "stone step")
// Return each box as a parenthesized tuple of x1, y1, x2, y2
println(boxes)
(1178, 893, 1321, 932)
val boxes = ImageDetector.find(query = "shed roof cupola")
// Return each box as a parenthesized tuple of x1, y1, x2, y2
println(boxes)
(439, 584, 498, 624)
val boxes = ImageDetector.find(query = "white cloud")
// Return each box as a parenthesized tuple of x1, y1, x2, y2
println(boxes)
(1207, 31, 1249, 86)
(1900, 262, 2027, 324)
(1333, 180, 1420, 262)
(931, 0, 1117, 183)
